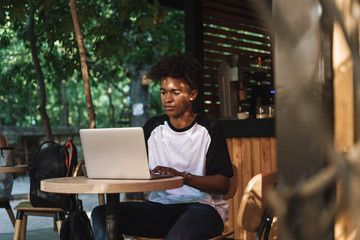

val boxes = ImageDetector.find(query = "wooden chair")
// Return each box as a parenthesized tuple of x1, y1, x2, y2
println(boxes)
(13, 160, 85, 240)
(134, 164, 238, 240)
(0, 196, 16, 227)
(237, 171, 277, 240)
(0, 157, 24, 228)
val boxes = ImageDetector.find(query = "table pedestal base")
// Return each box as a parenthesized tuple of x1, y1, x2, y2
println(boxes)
(106, 193, 120, 240)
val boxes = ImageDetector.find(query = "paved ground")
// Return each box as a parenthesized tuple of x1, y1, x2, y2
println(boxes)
(0, 228, 58, 240)
(0, 176, 100, 239)
(0, 174, 136, 240)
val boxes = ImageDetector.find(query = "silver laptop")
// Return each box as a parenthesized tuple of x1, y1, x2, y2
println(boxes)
(79, 127, 173, 179)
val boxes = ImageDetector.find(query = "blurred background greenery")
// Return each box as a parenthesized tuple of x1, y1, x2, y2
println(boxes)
(0, 0, 185, 129)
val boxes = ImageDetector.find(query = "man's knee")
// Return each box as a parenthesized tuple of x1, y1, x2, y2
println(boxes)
(166, 204, 224, 240)
(91, 204, 106, 223)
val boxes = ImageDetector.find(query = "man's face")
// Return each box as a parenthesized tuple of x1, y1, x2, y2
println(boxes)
(160, 77, 198, 119)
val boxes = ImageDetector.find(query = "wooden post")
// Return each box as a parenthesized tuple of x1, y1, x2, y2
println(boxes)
(333, 1, 356, 239)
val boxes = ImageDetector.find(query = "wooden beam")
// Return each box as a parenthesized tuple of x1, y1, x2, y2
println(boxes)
(184, 0, 204, 113)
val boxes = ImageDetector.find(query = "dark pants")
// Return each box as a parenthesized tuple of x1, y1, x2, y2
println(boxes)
(91, 201, 224, 240)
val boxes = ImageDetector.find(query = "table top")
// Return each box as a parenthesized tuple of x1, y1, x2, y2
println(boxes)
(0, 165, 28, 173)
(41, 176, 184, 194)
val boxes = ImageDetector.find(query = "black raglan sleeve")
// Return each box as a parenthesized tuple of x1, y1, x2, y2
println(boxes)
(200, 116, 234, 177)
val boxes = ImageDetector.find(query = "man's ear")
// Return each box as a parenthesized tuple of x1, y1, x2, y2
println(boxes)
(189, 89, 198, 101)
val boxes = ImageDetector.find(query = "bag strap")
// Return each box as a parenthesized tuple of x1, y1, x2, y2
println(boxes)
(64, 141, 74, 177)
(39, 141, 57, 150)
(0, 134, 8, 147)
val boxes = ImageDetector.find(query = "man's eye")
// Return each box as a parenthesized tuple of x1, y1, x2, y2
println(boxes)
(173, 92, 180, 95)
(161, 91, 165, 95)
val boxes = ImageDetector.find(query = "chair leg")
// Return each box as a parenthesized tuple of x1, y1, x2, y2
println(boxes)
(20, 215, 27, 240)
(255, 207, 270, 240)
(56, 220, 62, 236)
(13, 211, 23, 240)
(55, 212, 65, 236)
(98, 194, 105, 205)
(263, 217, 273, 240)
(4, 201, 16, 227)
(255, 216, 273, 240)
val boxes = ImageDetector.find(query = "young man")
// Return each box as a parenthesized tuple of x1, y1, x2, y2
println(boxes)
(91, 53, 233, 240)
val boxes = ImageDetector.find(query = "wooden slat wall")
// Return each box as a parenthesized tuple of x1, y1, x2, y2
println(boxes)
(202, 0, 273, 118)
(225, 137, 277, 239)
(201, 1, 277, 238)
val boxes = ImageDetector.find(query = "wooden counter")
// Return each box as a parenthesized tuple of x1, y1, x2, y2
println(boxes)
(220, 117, 275, 138)
(220, 118, 277, 239)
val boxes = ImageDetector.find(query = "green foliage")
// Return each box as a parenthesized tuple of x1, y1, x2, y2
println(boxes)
(0, 0, 28, 23)
(148, 84, 164, 118)
(0, 0, 184, 128)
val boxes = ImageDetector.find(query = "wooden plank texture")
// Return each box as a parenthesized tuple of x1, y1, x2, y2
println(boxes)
(202, 0, 273, 118)
(226, 137, 277, 239)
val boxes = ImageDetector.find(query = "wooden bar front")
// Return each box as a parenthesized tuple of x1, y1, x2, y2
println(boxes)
(220, 119, 277, 239)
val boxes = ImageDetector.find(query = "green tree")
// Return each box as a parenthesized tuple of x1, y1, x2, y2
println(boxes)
(0, 0, 184, 130)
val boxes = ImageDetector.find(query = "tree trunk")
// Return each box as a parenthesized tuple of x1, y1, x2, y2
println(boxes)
(9, 98, 14, 125)
(108, 88, 115, 127)
(28, 0, 53, 141)
(28, 81, 33, 125)
(69, 0, 96, 129)
(61, 80, 68, 126)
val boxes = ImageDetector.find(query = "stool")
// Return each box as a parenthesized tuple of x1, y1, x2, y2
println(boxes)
(13, 201, 65, 240)
(0, 196, 16, 227)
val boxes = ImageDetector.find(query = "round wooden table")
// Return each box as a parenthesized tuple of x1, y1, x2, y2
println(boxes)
(41, 176, 183, 194)
(41, 176, 184, 240)
(0, 165, 28, 173)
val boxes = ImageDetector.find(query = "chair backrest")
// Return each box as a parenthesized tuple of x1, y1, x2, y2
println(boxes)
(73, 159, 85, 177)
(223, 164, 238, 200)
(237, 170, 277, 232)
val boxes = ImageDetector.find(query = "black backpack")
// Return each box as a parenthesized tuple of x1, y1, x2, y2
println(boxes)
(60, 198, 94, 240)
(30, 140, 78, 211)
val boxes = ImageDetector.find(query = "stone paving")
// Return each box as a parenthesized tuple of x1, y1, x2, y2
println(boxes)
(0, 228, 58, 240)
(0, 176, 100, 239)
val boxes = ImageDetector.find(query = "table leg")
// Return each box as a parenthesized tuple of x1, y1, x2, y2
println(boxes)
(106, 193, 120, 240)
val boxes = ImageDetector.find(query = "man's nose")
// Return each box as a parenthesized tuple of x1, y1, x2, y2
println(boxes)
(165, 93, 173, 102)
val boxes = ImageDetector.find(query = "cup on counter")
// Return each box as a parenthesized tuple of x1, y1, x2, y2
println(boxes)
(237, 111, 249, 119)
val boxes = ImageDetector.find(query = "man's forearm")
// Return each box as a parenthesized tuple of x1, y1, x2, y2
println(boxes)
(186, 174, 230, 195)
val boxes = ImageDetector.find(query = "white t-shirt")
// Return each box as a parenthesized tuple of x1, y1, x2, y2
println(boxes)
(142, 114, 233, 223)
